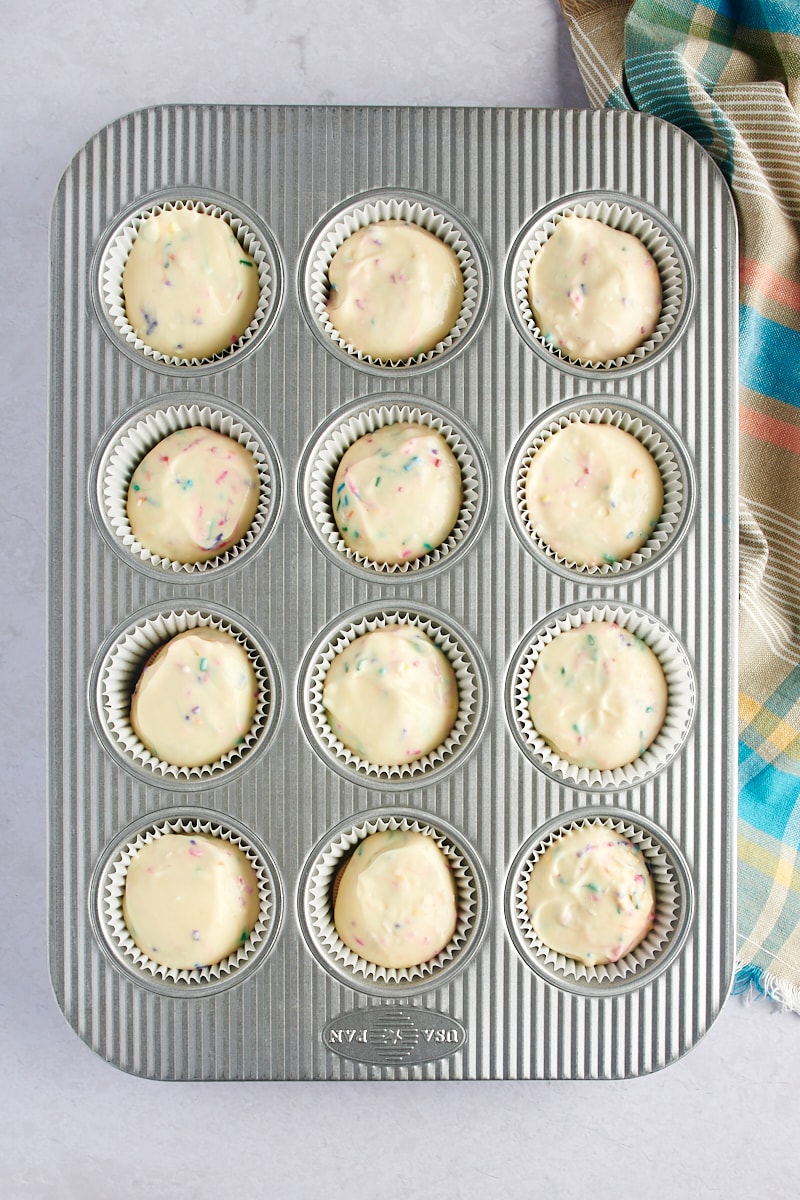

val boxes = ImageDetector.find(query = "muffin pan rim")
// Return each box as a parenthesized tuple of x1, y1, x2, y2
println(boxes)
(48, 104, 738, 1079)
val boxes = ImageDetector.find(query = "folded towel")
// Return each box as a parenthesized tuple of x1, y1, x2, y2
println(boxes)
(559, 0, 800, 1012)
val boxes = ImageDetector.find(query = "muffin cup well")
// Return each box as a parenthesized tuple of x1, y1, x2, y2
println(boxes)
(299, 394, 489, 580)
(93, 190, 282, 373)
(90, 808, 282, 995)
(507, 602, 695, 791)
(300, 189, 488, 373)
(90, 394, 281, 578)
(507, 397, 694, 581)
(89, 605, 281, 788)
(505, 808, 693, 996)
(298, 809, 489, 996)
(298, 602, 489, 790)
(507, 193, 690, 375)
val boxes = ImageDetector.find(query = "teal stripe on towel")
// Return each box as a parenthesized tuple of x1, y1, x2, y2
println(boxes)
(739, 742, 800, 839)
(740, 306, 800, 408)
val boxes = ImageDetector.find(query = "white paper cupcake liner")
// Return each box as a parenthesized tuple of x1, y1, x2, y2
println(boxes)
(509, 401, 693, 579)
(508, 603, 696, 790)
(92, 607, 277, 784)
(94, 811, 279, 991)
(302, 397, 487, 578)
(511, 197, 686, 370)
(304, 193, 484, 369)
(302, 606, 487, 787)
(98, 195, 276, 367)
(506, 811, 695, 998)
(508, 811, 689, 992)
(93, 398, 279, 576)
(302, 812, 483, 993)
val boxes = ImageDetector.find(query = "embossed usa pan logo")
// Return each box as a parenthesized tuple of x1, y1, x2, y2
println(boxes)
(323, 1006, 467, 1067)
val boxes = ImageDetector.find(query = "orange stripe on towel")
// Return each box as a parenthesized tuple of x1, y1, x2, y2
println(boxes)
(740, 258, 800, 313)
(740, 404, 800, 454)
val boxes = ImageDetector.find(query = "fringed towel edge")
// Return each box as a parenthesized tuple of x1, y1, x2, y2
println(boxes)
(733, 962, 800, 1014)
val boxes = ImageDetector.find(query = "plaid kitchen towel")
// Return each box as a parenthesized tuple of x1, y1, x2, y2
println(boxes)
(558, 0, 800, 1010)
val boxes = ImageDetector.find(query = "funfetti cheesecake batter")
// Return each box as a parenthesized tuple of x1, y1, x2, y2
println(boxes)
(526, 824, 656, 966)
(527, 620, 667, 771)
(524, 422, 663, 566)
(122, 208, 260, 358)
(122, 833, 260, 970)
(334, 829, 457, 969)
(322, 625, 459, 767)
(332, 422, 462, 564)
(326, 219, 464, 361)
(130, 627, 258, 768)
(127, 427, 260, 564)
(527, 215, 662, 362)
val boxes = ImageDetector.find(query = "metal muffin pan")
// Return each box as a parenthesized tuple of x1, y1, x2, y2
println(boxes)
(48, 105, 738, 1080)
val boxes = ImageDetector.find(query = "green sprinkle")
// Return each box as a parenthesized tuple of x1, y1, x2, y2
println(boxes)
(199, 657, 209, 671)
(239, 259, 253, 267)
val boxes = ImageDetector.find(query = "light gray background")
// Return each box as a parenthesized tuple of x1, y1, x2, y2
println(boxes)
(1, 1, 796, 1196)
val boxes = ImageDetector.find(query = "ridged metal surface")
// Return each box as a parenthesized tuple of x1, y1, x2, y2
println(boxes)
(47, 106, 738, 1080)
